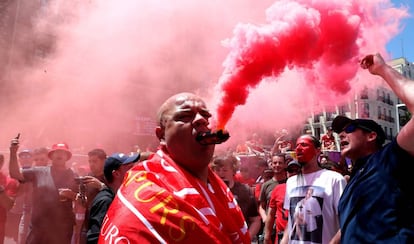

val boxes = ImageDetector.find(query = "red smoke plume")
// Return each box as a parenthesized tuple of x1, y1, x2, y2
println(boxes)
(214, 0, 408, 130)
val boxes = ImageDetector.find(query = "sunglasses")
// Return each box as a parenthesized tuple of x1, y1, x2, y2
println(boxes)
(343, 123, 373, 134)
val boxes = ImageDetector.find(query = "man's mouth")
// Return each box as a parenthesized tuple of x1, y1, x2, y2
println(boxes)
(340, 141, 349, 149)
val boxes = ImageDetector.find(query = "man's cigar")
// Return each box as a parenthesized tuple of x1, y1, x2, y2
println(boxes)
(196, 129, 230, 145)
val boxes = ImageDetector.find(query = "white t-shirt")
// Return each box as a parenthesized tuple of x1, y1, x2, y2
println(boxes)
(284, 169, 346, 244)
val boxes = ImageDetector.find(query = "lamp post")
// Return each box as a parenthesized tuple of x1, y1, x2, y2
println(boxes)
(395, 103, 406, 133)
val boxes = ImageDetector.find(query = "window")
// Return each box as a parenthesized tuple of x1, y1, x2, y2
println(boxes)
(360, 87, 369, 99)
(339, 105, 350, 115)
(314, 113, 321, 123)
(315, 128, 321, 140)
(378, 106, 381, 119)
(326, 111, 334, 121)
(360, 103, 370, 118)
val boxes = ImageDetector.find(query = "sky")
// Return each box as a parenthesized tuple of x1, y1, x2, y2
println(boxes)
(387, 0, 414, 61)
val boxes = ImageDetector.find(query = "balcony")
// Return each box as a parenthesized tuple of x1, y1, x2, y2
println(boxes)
(383, 115, 395, 123)
(377, 96, 391, 104)
(377, 114, 387, 121)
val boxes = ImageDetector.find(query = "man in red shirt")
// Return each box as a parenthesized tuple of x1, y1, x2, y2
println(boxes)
(234, 166, 256, 186)
(264, 161, 301, 244)
(321, 127, 337, 151)
(0, 154, 19, 244)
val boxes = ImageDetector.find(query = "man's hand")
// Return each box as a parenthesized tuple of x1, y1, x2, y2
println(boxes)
(360, 53, 386, 75)
(10, 138, 19, 154)
(58, 188, 77, 201)
(82, 176, 105, 190)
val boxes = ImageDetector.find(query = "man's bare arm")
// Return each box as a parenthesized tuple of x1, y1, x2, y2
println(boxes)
(361, 53, 414, 156)
(9, 138, 24, 181)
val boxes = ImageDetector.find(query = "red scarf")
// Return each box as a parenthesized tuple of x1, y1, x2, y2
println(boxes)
(99, 149, 250, 244)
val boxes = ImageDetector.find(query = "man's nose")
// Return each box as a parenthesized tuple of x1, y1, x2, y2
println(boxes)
(193, 113, 208, 126)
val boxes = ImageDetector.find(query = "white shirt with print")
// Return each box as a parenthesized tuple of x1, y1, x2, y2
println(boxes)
(283, 169, 346, 244)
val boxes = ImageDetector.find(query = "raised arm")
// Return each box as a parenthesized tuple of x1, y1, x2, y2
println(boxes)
(9, 138, 24, 181)
(361, 53, 414, 156)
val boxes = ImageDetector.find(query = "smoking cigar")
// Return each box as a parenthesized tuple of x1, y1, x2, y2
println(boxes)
(196, 129, 230, 145)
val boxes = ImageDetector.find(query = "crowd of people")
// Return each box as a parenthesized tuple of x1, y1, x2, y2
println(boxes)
(0, 53, 412, 244)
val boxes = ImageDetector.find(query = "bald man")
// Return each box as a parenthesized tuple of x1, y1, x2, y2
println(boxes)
(100, 93, 250, 243)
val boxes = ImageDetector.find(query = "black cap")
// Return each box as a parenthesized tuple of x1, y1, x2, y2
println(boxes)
(104, 153, 140, 181)
(286, 160, 301, 172)
(332, 116, 386, 145)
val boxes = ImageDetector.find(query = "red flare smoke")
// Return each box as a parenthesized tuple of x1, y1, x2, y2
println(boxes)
(214, 0, 407, 129)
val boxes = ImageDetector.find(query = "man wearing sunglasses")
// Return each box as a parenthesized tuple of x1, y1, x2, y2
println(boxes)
(332, 53, 414, 243)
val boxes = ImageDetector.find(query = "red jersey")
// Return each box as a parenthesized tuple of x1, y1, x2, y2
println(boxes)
(321, 134, 336, 150)
(234, 173, 255, 187)
(99, 149, 250, 244)
(0, 172, 19, 241)
(268, 183, 288, 243)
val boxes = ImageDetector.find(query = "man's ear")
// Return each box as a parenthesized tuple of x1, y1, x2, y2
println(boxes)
(155, 126, 164, 141)
(367, 131, 377, 143)
(112, 169, 120, 179)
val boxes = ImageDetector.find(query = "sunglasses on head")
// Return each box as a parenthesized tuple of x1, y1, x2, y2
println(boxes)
(343, 123, 373, 134)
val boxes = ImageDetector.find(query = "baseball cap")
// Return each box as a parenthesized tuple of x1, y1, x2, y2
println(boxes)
(104, 153, 140, 181)
(286, 160, 301, 173)
(48, 143, 72, 160)
(332, 116, 385, 145)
